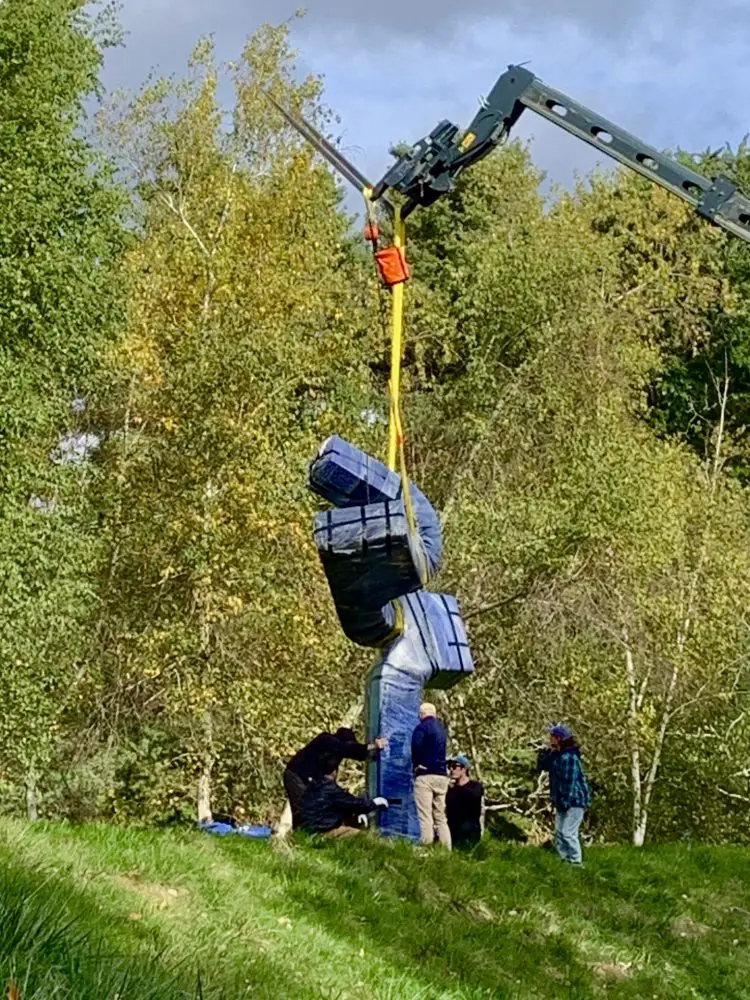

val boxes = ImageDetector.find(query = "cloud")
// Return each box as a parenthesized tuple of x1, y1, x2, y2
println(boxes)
(302, 14, 750, 190)
(109, 0, 750, 52)
(296, 0, 653, 41)
(119, 0, 653, 45)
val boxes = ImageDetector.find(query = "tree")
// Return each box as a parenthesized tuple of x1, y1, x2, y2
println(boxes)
(0, 0, 129, 816)
(632, 144, 750, 482)
(407, 166, 750, 844)
(93, 24, 383, 821)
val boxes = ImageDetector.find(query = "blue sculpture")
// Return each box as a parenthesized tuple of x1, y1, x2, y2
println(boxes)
(309, 435, 473, 839)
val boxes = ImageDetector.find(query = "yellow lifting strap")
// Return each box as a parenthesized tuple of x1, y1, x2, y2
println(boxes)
(360, 195, 428, 644)
(384, 205, 427, 586)
(362, 192, 428, 595)
(386, 205, 406, 473)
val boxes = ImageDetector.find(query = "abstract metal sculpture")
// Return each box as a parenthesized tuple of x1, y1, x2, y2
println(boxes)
(309, 437, 473, 838)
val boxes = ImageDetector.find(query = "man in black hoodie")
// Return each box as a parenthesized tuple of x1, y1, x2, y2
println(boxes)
(411, 702, 452, 849)
(284, 727, 387, 830)
(301, 753, 389, 837)
(446, 754, 484, 848)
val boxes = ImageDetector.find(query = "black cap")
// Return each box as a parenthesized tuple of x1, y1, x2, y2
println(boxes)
(334, 727, 357, 742)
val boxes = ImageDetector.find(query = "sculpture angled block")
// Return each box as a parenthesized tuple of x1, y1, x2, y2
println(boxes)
(309, 435, 473, 839)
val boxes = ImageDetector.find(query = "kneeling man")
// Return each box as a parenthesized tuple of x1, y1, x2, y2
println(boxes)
(301, 753, 389, 837)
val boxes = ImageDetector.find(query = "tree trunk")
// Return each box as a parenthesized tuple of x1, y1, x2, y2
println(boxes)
(631, 362, 730, 847)
(197, 709, 213, 825)
(275, 801, 293, 840)
(197, 765, 212, 825)
(635, 661, 680, 847)
(25, 770, 38, 823)
(622, 633, 646, 845)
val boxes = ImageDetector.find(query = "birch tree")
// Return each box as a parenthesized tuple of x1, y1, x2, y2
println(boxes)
(416, 170, 750, 844)
(95, 24, 381, 821)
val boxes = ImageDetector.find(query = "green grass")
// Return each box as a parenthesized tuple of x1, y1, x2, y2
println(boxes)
(0, 821, 746, 999)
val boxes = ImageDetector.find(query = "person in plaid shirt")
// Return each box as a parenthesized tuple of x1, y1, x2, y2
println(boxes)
(537, 724, 591, 866)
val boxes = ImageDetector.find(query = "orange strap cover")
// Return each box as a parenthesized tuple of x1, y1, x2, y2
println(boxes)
(375, 245, 410, 286)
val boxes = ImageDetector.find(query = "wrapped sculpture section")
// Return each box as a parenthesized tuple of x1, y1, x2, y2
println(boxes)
(309, 435, 474, 839)
(310, 436, 442, 646)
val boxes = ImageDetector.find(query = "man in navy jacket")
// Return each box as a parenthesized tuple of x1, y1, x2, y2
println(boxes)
(411, 702, 452, 848)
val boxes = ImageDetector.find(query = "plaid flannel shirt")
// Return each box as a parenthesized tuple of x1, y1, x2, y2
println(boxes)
(543, 749, 592, 810)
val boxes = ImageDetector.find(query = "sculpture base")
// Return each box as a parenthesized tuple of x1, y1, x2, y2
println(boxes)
(365, 661, 422, 841)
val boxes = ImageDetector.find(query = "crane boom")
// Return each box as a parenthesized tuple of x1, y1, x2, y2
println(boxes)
(370, 65, 750, 241)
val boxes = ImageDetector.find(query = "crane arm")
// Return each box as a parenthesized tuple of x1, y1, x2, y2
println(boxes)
(371, 65, 750, 242)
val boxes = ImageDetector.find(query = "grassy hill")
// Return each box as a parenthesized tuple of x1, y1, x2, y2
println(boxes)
(0, 819, 746, 998)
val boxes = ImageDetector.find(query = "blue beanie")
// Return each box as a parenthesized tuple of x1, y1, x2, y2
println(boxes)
(550, 724, 573, 741)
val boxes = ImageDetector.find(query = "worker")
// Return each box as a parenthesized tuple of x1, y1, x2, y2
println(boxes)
(411, 702, 451, 849)
(446, 754, 484, 848)
(301, 752, 389, 837)
(537, 724, 592, 866)
(284, 727, 387, 830)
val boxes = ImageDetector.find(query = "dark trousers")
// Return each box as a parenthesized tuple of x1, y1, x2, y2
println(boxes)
(283, 767, 308, 830)
(449, 820, 482, 848)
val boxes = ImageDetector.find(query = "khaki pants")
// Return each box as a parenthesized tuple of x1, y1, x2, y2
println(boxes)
(414, 774, 452, 849)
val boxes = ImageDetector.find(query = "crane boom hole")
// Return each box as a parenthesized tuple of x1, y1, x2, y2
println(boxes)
(637, 154, 659, 172)
(592, 127, 613, 144)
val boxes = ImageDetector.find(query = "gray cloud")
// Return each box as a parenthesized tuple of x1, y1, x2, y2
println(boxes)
(301, 0, 657, 42)
(106, 0, 692, 86)
(112, 0, 664, 46)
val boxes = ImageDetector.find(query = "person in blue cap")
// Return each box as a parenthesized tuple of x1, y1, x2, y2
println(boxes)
(446, 753, 484, 848)
(537, 724, 591, 865)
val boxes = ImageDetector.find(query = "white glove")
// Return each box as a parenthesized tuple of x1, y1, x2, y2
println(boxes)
(357, 814, 369, 828)
(373, 797, 389, 809)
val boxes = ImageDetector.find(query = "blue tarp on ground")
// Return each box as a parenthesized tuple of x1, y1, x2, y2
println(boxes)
(199, 823, 273, 839)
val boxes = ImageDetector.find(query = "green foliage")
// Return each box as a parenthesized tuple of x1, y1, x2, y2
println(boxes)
(0, 0, 128, 805)
(644, 144, 750, 480)
(3, 4, 750, 846)
(404, 163, 750, 844)
(91, 25, 382, 819)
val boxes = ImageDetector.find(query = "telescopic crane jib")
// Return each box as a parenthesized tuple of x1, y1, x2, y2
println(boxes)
(270, 63, 750, 243)
(372, 64, 750, 242)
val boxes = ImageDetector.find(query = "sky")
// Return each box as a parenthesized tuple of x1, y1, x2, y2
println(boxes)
(100, 1, 750, 202)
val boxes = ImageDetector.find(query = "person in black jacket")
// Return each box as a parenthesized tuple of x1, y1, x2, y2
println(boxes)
(301, 753, 389, 837)
(284, 727, 387, 830)
(411, 703, 451, 848)
(446, 754, 484, 848)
